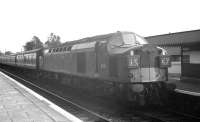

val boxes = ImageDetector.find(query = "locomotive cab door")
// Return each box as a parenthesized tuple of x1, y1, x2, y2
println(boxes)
(95, 41, 109, 78)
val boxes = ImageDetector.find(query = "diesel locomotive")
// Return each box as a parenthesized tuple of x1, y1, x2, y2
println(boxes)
(0, 31, 174, 105)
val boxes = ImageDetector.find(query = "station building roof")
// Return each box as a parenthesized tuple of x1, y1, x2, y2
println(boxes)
(145, 29, 200, 46)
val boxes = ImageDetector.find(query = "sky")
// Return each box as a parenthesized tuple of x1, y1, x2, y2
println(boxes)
(0, 0, 200, 53)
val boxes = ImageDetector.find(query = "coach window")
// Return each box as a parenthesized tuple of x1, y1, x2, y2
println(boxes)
(31, 56, 33, 64)
(22, 55, 23, 64)
(48, 49, 51, 53)
(28, 55, 30, 64)
(55, 48, 59, 52)
(63, 47, 67, 51)
(67, 46, 72, 51)
(30, 55, 32, 64)
(32, 55, 34, 64)
(59, 48, 63, 52)
(25, 56, 27, 64)
(18, 56, 20, 63)
(19, 55, 22, 64)
(21, 55, 22, 64)
(27, 55, 29, 64)
(52, 48, 56, 52)
(32, 55, 35, 64)
(33, 55, 35, 64)
(29, 55, 31, 64)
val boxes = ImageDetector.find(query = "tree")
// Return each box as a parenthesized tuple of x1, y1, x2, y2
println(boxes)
(44, 33, 61, 48)
(24, 36, 43, 51)
(5, 51, 12, 55)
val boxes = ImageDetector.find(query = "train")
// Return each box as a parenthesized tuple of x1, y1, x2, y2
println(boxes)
(0, 31, 175, 106)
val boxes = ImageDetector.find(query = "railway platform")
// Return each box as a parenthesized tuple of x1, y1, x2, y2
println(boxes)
(169, 76, 200, 96)
(0, 71, 82, 122)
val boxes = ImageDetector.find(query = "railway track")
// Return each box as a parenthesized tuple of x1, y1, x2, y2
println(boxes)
(0, 68, 111, 122)
(131, 108, 200, 122)
(1, 66, 200, 122)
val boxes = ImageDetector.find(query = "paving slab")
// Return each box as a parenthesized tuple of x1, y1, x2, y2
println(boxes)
(0, 71, 82, 122)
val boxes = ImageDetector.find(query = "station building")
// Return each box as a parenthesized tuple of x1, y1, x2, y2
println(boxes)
(145, 29, 200, 79)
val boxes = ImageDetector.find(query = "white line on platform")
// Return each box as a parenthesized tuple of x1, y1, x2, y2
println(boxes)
(0, 71, 83, 122)
(175, 89, 200, 97)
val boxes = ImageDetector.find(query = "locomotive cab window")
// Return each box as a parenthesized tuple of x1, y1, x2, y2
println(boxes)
(122, 33, 147, 46)
(122, 33, 135, 45)
(135, 34, 148, 45)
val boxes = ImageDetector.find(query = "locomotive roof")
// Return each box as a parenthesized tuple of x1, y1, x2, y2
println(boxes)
(45, 31, 149, 54)
(62, 31, 134, 46)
